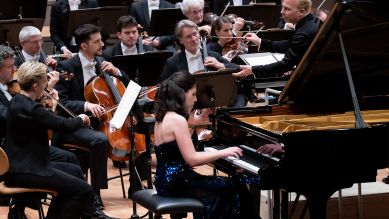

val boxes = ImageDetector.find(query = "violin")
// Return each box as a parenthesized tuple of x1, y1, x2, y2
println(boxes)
(221, 37, 248, 62)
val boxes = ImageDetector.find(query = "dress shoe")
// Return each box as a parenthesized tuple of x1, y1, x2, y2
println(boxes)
(94, 192, 105, 210)
(84, 210, 120, 219)
(7, 206, 28, 219)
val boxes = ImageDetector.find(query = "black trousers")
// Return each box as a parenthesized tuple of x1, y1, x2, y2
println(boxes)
(52, 128, 109, 189)
(5, 162, 95, 219)
(48, 146, 79, 165)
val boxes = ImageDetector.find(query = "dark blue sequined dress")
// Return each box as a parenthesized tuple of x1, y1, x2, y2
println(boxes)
(154, 141, 258, 219)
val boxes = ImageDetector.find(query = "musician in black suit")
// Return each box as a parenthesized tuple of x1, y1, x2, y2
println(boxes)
(53, 24, 129, 209)
(213, 0, 252, 16)
(160, 20, 237, 81)
(103, 15, 154, 60)
(234, 0, 321, 78)
(15, 26, 58, 68)
(129, 0, 175, 32)
(5, 61, 116, 219)
(50, 0, 99, 58)
(0, 45, 94, 218)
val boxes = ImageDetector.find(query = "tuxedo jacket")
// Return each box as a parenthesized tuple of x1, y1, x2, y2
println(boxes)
(160, 50, 238, 81)
(129, 0, 174, 32)
(5, 94, 84, 177)
(0, 92, 9, 145)
(14, 52, 45, 68)
(50, 0, 99, 52)
(252, 13, 321, 78)
(55, 55, 129, 116)
(102, 42, 154, 61)
(213, 0, 252, 15)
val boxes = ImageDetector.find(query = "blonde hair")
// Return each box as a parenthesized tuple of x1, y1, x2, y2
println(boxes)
(17, 61, 47, 91)
(298, 0, 312, 12)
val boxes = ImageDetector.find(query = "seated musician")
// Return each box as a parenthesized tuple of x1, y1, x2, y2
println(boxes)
(15, 26, 58, 69)
(53, 24, 129, 210)
(0, 45, 89, 218)
(154, 71, 258, 219)
(208, 16, 245, 59)
(129, 0, 175, 33)
(145, 0, 210, 51)
(4, 61, 116, 219)
(50, 0, 99, 58)
(103, 15, 154, 60)
(234, 0, 321, 79)
(160, 19, 237, 81)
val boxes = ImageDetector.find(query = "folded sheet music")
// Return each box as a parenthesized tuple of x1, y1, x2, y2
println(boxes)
(110, 80, 141, 129)
(244, 52, 285, 66)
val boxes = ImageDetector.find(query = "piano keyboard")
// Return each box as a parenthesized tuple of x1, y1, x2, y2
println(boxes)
(204, 145, 280, 175)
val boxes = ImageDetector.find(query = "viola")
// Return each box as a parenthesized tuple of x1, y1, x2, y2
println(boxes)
(84, 57, 146, 161)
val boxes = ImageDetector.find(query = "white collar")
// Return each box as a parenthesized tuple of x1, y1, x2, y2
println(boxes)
(22, 50, 40, 62)
(78, 52, 96, 68)
(185, 48, 202, 60)
(121, 42, 137, 55)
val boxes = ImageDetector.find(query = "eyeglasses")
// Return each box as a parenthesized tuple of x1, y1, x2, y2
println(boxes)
(188, 9, 203, 16)
(28, 39, 43, 46)
(182, 31, 199, 40)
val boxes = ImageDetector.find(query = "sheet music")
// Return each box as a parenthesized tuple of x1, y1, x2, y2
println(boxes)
(244, 53, 285, 66)
(110, 80, 141, 129)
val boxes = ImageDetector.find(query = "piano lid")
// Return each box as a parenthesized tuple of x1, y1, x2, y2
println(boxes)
(279, 0, 389, 112)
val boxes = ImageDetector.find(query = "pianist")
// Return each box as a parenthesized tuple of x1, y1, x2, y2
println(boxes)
(153, 71, 258, 219)
(233, 0, 321, 79)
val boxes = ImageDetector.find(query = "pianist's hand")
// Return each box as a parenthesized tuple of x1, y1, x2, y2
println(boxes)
(257, 144, 284, 155)
(223, 146, 243, 158)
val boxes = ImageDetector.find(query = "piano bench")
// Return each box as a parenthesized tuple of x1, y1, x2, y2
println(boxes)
(132, 189, 204, 219)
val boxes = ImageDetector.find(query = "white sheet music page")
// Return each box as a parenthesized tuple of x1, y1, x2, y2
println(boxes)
(110, 80, 141, 129)
(245, 53, 285, 66)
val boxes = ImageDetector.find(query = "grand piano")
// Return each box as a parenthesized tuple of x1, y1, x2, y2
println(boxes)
(203, 0, 389, 218)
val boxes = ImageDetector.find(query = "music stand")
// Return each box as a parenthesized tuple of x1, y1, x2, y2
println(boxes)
(0, 18, 44, 47)
(193, 69, 239, 109)
(66, 6, 127, 38)
(149, 8, 185, 36)
(110, 51, 173, 86)
(225, 5, 282, 29)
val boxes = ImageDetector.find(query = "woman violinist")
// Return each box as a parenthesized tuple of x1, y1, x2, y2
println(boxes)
(4, 61, 115, 219)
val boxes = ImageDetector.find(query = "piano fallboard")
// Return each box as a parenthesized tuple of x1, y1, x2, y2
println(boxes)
(205, 107, 389, 191)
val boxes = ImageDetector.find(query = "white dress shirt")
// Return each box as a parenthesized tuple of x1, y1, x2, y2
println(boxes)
(185, 49, 204, 74)
(78, 52, 97, 87)
(22, 50, 40, 62)
(68, 0, 81, 11)
(233, 0, 243, 6)
(148, 0, 160, 18)
(0, 83, 12, 101)
(121, 42, 138, 55)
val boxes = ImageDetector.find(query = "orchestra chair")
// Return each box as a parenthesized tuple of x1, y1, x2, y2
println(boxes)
(0, 148, 58, 219)
(132, 189, 204, 219)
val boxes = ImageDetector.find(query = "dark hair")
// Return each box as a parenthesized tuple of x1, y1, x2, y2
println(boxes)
(211, 16, 233, 37)
(155, 71, 196, 122)
(116, 15, 138, 32)
(74, 24, 101, 48)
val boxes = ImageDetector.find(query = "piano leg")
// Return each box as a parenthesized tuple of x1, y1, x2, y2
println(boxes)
(304, 190, 335, 219)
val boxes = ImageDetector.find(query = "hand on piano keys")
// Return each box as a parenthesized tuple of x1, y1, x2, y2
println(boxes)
(256, 143, 284, 156)
(222, 146, 243, 159)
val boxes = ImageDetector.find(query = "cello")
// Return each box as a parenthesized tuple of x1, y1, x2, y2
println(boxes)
(84, 57, 146, 161)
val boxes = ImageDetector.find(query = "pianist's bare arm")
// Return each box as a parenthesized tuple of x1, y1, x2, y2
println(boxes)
(160, 112, 243, 167)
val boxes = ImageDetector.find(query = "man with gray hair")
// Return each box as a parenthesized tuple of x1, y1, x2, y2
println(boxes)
(15, 26, 58, 69)
(160, 19, 237, 81)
